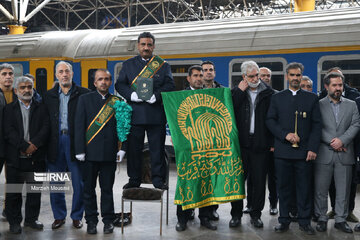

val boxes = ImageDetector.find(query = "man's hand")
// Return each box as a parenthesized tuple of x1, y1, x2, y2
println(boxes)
(25, 142, 37, 155)
(131, 92, 143, 103)
(306, 151, 317, 161)
(238, 80, 249, 91)
(285, 133, 300, 144)
(330, 138, 343, 151)
(76, 153, 85, 161)
(146, 94, 156, 104)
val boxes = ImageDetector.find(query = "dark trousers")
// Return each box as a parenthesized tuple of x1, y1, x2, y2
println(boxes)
(246, 151, 278, 209)
(81, 161, 116, 224)
(275, 158, 312, 226)
(267, 151, 278, 208)
(5, 159, 45, 225)
(329, 164, 357, 213)
(127, 124, 166, 187)
(177, 205, 212, 224)
(231, 148, 268, 218)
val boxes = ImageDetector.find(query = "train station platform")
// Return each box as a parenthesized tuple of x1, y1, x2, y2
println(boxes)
(0, 161, 359, 240)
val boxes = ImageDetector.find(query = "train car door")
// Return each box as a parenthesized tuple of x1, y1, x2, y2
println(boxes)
(80, 60, 107, 90)
(29, 60, 54, 97)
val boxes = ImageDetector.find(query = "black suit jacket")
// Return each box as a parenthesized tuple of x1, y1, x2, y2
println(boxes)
(115, 55, 175, 125)
(3, 99, 49, 168)
(266, 89, 322, 159)
(43, 82, 90, 163)
(74, 91, 118, 162)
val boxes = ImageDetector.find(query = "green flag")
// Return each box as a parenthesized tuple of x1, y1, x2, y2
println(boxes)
(162, 88, 245, 210)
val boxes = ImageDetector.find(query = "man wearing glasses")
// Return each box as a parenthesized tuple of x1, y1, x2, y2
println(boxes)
(230, 61, 275, 228)
(266, 62, 321, 235)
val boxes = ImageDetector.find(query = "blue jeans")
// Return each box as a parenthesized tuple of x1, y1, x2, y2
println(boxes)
(47, 134, 84, 220)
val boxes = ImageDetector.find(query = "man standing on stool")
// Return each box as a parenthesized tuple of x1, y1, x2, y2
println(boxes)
(115, 32, 175, 189)
(75, 69, 121, 234)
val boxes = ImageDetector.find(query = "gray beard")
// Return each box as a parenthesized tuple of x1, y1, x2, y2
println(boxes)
(247, 80, 260, 88)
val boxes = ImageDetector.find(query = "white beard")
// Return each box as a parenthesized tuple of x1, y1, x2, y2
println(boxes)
(247, 80, 260, 88)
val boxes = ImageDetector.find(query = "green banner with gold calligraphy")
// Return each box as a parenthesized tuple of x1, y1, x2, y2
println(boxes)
(161, 88, 245, 210)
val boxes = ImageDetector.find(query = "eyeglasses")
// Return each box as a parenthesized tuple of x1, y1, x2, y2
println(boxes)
(1, 71, 14, 76)
(246, 73, 258, 79)
(289, 73, 301, 77)
(301, 84, 312, 88)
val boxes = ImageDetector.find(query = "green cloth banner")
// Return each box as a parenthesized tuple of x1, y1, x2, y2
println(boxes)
(162, 88, 245, 210)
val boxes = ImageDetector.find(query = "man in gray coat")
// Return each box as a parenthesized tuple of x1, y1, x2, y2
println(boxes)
(314, 72, 360, 233)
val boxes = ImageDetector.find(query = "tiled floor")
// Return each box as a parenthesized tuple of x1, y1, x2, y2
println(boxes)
(0, 161, 359, 240)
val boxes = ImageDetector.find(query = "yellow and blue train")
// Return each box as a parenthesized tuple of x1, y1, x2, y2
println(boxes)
(0, 7, 360, 96)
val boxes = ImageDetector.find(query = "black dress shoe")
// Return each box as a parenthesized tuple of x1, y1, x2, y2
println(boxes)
(334, 222, 353, 233)
(299, 224, 316, 235)
(87, 222, 97, 234)
(175, 222, 186, 231)
(52, 219, 65, 229)
(316, 221, 327, 232)
(123, 182, 140, 189)
(24, 220, 44, 230)
(189, 209, 195, 220)
(229, 217, 241, 228)
(9, 223, 22, 234)
(243, 206, 252, 214)
(269, 208, 278, 215)
(274, 223, 289, 233)
(73, 220, 83, 229)
(209, 210, 219, 221)
(250, 217, 264, 228)
(103, 223, 114, 234)
(200, 218, 217, 230)
(154, 183, 168, 190)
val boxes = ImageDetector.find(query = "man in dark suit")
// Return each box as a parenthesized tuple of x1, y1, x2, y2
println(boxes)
(3, 76, 49, 234)
(176, 65, 216, 232)
(115, 32, 175, 189)
(266, 62, 321, 235)
(230, 61, 275, 229)
(43, 61, 89, 230)
(75, 69, 120, 234)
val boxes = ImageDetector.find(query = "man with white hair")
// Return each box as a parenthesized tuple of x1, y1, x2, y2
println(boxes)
(230, 60, 275, 228)
(3, 76, 49, 233)
(301, 76, 313, 92)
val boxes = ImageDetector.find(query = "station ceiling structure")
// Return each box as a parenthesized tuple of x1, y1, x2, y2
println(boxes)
(0, 0, 359, 32)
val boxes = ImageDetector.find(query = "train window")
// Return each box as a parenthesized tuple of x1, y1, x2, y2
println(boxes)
(167, 60, 202, 91)
(12, 63, 23, 78)
(229, 58, 287, 90)
(88, 69, 97, 91)
(318, 55, 360, 91)
(35, 68, 47, 96)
